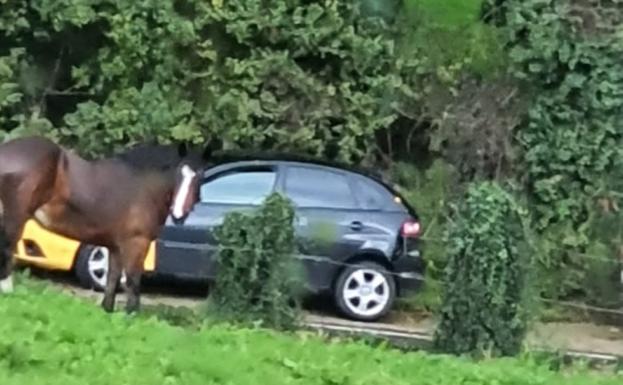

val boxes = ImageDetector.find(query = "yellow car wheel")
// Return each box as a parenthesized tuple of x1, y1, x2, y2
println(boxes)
(74, 244, 126, 292)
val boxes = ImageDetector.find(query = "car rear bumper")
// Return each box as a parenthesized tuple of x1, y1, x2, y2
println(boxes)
(392, 249, 425, 296)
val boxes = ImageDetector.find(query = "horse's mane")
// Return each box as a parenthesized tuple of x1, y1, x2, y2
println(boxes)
(113, 142, 208, 172)
(112, 143, 185, 172)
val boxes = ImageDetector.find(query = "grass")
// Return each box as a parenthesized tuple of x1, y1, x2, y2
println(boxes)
(1, 276, 622, 384)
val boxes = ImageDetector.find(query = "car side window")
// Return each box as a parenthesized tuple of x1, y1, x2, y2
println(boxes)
(284, 166, 357, 209)
(353, 177, 390, 210)
(199, 169, 276, 205)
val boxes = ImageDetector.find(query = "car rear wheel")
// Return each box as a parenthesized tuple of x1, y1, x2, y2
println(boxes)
(334, 261, 396, 322)
(75, 245, 126, 292)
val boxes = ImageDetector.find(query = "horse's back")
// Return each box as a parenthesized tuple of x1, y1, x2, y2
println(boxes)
(0, 136, 59, 153)
(0, 136, 61, 176)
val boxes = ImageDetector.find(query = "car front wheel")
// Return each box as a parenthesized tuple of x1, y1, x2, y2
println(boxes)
(334, 261, 396, 322)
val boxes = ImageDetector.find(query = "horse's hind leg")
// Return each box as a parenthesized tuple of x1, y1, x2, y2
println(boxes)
(124, 269, 142, 314)
(101, 249, 123, 312)
(0, 199, 12, 292)
(119, 236, 150, 314)
(0, 200, 28, 293)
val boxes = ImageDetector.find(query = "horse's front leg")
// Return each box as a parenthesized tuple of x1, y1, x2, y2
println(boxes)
(101, 249, 123, 312)
(0, 199, 28, 294)
(120, 236, 150, 314)
(0, 223, 14, 293)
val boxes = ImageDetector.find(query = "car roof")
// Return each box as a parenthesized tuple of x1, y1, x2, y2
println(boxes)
(204, 150, 419, 218)
(207, 150, 378, 175)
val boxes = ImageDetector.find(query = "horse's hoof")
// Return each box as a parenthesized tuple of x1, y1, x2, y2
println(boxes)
(101, 301, 115, 313)
(125, 306, 140, 315)
(0, 276, 14, 293)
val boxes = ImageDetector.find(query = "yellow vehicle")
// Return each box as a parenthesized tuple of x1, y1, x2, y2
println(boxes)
(15, 219, 156, 291)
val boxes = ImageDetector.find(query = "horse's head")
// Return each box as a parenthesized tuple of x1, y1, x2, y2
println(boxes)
(170, 162, 201, 224)
(116, 140, 210, 224)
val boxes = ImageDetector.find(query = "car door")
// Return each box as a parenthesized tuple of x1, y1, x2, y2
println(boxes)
(155, 164, 280, 280)
(281, 165, 366, 289)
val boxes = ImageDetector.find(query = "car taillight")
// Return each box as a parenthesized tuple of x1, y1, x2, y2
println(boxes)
(401, 220, 421, 238)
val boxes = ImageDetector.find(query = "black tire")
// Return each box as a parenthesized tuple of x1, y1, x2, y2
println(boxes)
(74, 244, 109, 292)
(333, 261, 396, 322)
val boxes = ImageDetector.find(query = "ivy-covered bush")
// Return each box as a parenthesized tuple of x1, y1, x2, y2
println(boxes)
(501, 0, 623, 298)
(210, 193, 303, 330)
(582, 172, 623, 315)
(433, 182, 531, 357)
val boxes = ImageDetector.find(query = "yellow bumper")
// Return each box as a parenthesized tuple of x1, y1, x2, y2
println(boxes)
(15, 220, 156, 272)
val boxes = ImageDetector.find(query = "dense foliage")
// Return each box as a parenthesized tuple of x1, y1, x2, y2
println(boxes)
(392, 159, 458, 313)
(2, 0, 622, 347)
(1, 278, 621, 385)
(500, 0, 623, 300)
(0, 0, 417, 163)
(211, 193, 302, 330)
(434, 182, 530, 357)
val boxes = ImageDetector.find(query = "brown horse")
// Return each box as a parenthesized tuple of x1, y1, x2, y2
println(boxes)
(0, 136, 202, 313)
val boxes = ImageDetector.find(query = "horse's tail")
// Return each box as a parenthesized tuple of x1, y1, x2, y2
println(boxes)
(0, 177, 6, 256)
(0, 199, 6, 251)
(0, 196, 13, 291)
(0, 221, 9, 274)
(51, 149, 71, 200)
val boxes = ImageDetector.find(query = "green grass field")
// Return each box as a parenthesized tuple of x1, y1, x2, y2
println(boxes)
(1, 278, 621, 385)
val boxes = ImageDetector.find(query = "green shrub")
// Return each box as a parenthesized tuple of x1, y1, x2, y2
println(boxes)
(582, 194, 623, 317)
(433, 181, 531, 357)
(392, 159, 458, 314)
(209, 192, 303, 330)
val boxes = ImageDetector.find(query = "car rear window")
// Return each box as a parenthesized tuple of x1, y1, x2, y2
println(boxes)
(284, 166, 357, 209)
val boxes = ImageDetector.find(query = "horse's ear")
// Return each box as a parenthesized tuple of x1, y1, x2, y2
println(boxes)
(177, 142, 188, 158)
(202, 146, 211, 161)
(202, 138, 222, 160)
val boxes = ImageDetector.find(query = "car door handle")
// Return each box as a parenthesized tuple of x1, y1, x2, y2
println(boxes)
(349, 221, 364, 231)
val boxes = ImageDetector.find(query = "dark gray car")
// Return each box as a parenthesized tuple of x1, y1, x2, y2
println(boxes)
(77, 158, 425, 321)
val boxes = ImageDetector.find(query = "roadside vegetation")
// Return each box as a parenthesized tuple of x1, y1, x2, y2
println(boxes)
(209, 193, 303, 330)
(433, 182, 531, 357)
(1, 277, 622, 385)
(2, 0, 623, 370)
